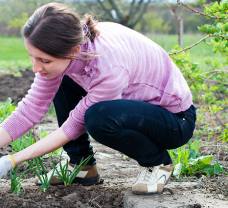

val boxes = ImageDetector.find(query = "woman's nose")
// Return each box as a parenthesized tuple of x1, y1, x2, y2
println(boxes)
(32, 61, 43, 73)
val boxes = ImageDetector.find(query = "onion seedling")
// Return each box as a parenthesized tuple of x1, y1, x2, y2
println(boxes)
(56, 154, 93, 186)
(10, 168, 23, 195)
(30, 157, 56, 192)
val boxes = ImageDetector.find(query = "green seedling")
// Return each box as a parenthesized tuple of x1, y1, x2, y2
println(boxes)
(29, 157, 56, 192)
(10, 168, 23, 195)
(0, 98, 15, 122)
(37, 129, 62, 158)
(10, 165, 38, 195)
(11, 131, 36, 152)
(56, 154, 93, 186)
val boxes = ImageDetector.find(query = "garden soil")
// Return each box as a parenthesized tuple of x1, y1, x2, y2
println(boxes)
(0, 70, 34, 103)
(0, 70, 227, 208)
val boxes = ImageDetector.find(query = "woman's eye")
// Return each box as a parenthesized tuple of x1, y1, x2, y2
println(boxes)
(41, 59, 51, 64)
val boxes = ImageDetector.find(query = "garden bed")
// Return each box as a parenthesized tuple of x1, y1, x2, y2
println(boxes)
(0, 69, 34, 103)
(0, 70, 227, 208)
(0, 179, 124, 208)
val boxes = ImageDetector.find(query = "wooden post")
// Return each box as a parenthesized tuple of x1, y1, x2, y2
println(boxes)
(170, 5, 184, 48)
(178, 17, 184, 48)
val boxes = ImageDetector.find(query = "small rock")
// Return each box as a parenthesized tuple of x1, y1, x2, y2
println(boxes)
(46, 194, 52, 199)
(62, 192, 79, 202)
(218, 194, 224, 200)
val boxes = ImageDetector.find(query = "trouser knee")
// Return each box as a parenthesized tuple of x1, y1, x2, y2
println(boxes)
(84, 101, 113, 143)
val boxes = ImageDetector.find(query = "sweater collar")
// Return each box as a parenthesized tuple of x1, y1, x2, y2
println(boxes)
(63, 40, 92, 75)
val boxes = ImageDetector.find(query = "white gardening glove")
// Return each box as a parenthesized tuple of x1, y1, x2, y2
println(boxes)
(0, 155, 16, 178)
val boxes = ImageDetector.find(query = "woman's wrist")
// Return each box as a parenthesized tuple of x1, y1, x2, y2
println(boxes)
(9, 128, 69, 166)
(7, 155, 17, 168)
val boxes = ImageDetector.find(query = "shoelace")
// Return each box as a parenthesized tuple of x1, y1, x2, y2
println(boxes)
(135, 166, 160, 183)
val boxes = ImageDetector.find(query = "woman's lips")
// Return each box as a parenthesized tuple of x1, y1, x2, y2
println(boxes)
(39, 72, 48, 76)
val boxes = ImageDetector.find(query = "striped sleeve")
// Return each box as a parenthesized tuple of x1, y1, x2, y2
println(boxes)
(1, 73, 61, 140)
(61, 65, 129, 140)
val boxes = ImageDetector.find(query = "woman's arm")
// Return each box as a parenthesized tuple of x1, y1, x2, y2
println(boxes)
(13, 128, 70, 165)
(0, 127, 12, 147)
(1, 74, 61, 142)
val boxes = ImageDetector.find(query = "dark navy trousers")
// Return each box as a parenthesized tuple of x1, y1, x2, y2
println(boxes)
(53, 76, 196, 167)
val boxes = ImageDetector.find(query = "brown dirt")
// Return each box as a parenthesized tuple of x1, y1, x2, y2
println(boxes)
(0, 70, 34, 103)
(0, 70, 227, 207)
(0, 180, 124, 208)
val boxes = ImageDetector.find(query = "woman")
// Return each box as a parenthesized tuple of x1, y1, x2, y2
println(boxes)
(0, 2, 196, 194)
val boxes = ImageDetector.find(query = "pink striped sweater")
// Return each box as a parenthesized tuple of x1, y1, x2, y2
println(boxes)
(1, 22, 193, 141)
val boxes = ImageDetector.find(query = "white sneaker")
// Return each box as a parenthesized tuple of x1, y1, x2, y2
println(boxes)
(132, 164, 173, 194)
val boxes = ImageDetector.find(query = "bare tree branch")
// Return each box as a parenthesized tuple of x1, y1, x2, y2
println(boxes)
(131, 0, 144, 16)
(97, 0, 113, 20)
(108, 0, 123, 21)
(96, 0, 152, 29)
(169, 34, 210, 55)
(128, 0, 137, 18)
(177, 0, 227, 20)
(129, 0, 151, 28)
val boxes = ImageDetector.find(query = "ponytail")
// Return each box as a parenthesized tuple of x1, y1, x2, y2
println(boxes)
(83, 14, 100, 42)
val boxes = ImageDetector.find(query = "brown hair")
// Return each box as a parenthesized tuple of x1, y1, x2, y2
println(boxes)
(22, 2, 99, 59)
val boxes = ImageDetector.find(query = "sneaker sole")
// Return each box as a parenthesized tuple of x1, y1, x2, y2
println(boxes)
(36, 174, 104, 186)
(74, 175, 104, 186)
(132, 176, 172, 195)
(132, 184, 164, 195)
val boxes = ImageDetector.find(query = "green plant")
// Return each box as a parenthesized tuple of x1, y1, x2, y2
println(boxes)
(10, 165, 38, 195)
(56, 155, 93, 186)
(219, 124, 228, 143)
(8, 12, 29, 30)
(29, 157, 55, 192)
(10, 168, 23, 195)
(11, 131, 36, 152)
(170, 1, 228, 145)
(0, 100, 38, 151)
(38, 128, 62, 158)
(188, 155, 223, 176)
(169, 140, 224, 178)
(198, 2, 228, 57)
(0, 99, 15, 122)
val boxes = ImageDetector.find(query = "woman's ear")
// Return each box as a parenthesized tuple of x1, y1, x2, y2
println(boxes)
(71, 45, 81, 56)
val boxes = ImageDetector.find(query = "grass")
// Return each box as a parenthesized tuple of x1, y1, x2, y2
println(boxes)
(0, 33, 224, 73)
(0, 36, 28, 60)
(0, 36, 31, 74)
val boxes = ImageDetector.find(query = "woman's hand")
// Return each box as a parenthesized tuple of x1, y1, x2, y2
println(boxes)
(0, 128, 69, 173)
(0, 155, 16, 178)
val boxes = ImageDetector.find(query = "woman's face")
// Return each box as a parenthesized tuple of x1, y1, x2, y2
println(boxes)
(24, 39, 76, 79)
